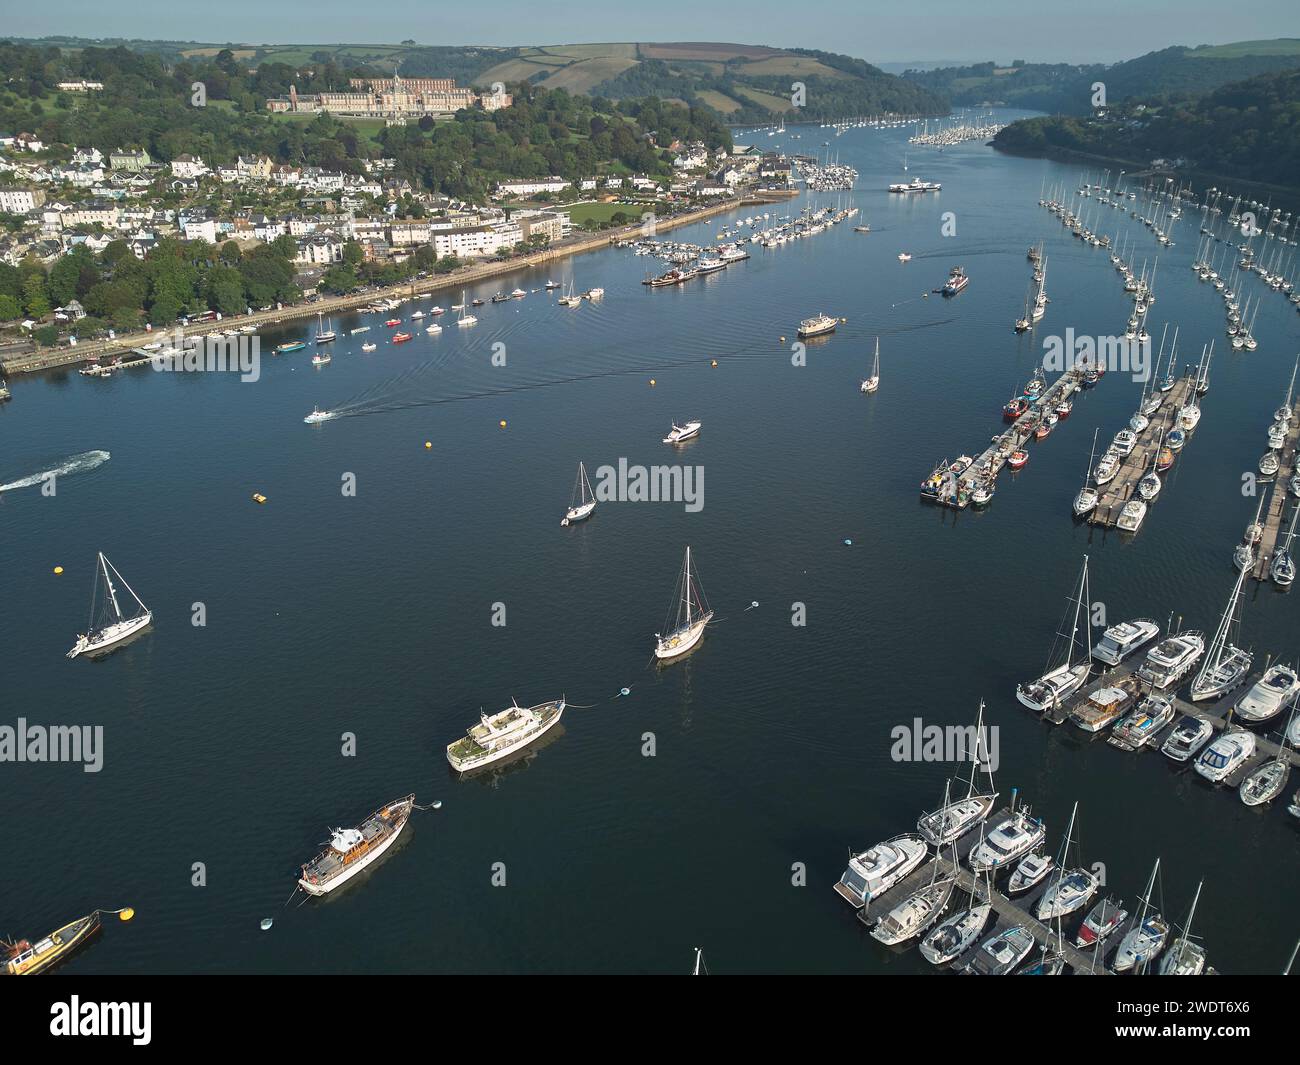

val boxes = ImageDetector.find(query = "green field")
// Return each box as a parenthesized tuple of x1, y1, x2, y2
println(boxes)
(1188, 39, 1300, 58)
(696, 89, 742, 113)
(563, 201, 647, 225)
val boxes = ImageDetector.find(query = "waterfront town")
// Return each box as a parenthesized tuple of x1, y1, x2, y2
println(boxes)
(0, 71, 792, 365)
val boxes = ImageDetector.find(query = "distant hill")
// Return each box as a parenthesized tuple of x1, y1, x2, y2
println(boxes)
(992, 68, 1300, 190)
(9, 37, 947, 123)
(905, 39, 1300, 113)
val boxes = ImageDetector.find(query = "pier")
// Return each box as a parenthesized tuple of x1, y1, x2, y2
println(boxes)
(856, 808, 1112, 974)
(1251, 397, 1300, 581)
(922, 368, 1083, 509)
(1089, 374, 1197, 527)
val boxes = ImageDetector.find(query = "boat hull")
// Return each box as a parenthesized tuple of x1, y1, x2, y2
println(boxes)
(68, 612, 153, 659)
(655, 613, 712, 660)
(298, 798, 413, 895)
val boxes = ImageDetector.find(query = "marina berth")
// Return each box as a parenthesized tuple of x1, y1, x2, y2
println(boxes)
(298, 795, 416, 896)
(446, 699, 566, 772)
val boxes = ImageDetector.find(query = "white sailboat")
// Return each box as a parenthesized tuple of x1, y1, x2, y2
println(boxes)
(1016, 556, 1093, 712)
(67, 552, 153, 658)
(1158, 881, 1208, 975)
(1073, 428, 1100, 516)
(314, 311, 336, 344)
(560, 462, 596, 526)
(860, 337, 880, 393)
(1113, 858, 1170, 973)
(654, 547, 713, 661)
(916, 702, 998, 846)
(1190, 568, 1253, 700)
(456, 290, 477, 327)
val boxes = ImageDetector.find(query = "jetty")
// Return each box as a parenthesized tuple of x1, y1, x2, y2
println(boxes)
(853, 806, 1112, 974)
(921, 367, 1083, 509)
(1089, 373, 1197, 527)
(1251, 396, 1300, 581)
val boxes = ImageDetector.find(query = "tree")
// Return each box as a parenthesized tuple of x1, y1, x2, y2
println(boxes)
(0, 293, 20, 320)
(22, 271, 49, 318)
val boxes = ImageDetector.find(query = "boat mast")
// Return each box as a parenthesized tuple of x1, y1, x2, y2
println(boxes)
(99, 552, 124, 622)
(1198, 566, 1248, 682)
(1170, 880, 1204, 967)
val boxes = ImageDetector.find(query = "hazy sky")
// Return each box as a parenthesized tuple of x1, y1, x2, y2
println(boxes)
(6, 0, 1299, 65)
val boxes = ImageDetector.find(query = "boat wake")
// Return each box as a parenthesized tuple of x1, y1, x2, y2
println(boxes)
(0, 450, 111, 492)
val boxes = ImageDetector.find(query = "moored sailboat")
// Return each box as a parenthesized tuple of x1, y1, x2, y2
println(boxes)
(561, 461, 596, 526)
(1015, 556, 1093, 712)
(654, 547, 713, 661)
(67, 552, 152, 658)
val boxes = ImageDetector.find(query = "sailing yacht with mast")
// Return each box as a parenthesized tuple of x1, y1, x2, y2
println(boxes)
(1015, 556, 1093, 712)
(560, 462, 596, 526)
(456, 291, 477, 327)
(1272, 503, 1299, 586)
(67, 553, 153, 658)
(1033, 802, 1099, 921)
(1113, 858, 1170, 973)
(1073, 429, 1100, 516)
(1158, 881, 1208, 975)
(860, 338, 880, 393)
(654, 547, 713, 661)
(916, 702, 998, 845)
(1190, 569, 1253, 700)
(314, 311, 336, 344)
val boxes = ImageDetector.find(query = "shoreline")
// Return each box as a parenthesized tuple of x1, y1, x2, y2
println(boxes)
(2, 193, 792, 377)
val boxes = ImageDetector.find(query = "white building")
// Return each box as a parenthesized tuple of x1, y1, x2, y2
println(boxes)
(494, 177, 570, 198)
(170, 154, 209, 179)
(0, 187, 46, 214)
(183, 217, 218, 243)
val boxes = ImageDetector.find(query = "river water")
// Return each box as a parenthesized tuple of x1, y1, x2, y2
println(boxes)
(2, 109, 1297, 974)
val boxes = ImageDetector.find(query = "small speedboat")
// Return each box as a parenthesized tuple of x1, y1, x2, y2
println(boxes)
(1194, 728, 1256, 783)
(361, 342, 377, 352)
(1161, 715, 1213, 763)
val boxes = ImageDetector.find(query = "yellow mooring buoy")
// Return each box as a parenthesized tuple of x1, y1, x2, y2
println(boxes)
(119, 907, 135, 922)
(499, 420, 507, 429)
(424, 441, 432, 449)
(53, 565, 64, 575)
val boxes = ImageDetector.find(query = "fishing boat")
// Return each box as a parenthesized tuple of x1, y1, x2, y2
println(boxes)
(962, 926, 1036, 975)
(391, 332, 412, 343)
(1161, 715, 1214, 763)
(968, 808, 1046, 873)
(1233, 663, 1299, 724)
(1073, 431, 1101, 516)
(1016, 556, 1093, 713)
(1194, 728, 1256, 783)
(297, 794, 416, 896)
(860, 338, 880, 393)
(970, 480, 995, 507)
(797, 313, 838, 339)
(833, 834, 928, 909)
(897, 253, 912, 263)
(1109, 694, 1175, 751)
(919, 886, 991, 966)
(867, 875, 955, 945)
(490, 292, 510, 304)
(1158, 882, 1208, 975)
(1113, 859, 1169, 973)
(941, 266, 969, 296)
(1093, 448, 1119, 485)
(446, 699, 566, 772)
(1003, 397, 1029, 421)
(425, 323, 442, 334)
(304, 407, 332, 424)
(384, 318, 401, 327)
(560, 462, 596, 526)
(1137, 631, 1205, 689)
(3, 911, 104, 975)
(1240, 756, 1291, 806)
(361, 342, 376, 352)
(275, 340, 306, 353)
(1007, 852, 1054, 894)
(1190, 569, 1253, 700)
(654, 546, 713, 661)
(1008, 449, 1028, 471)
(67, 553, 152, 658)
(310, 350, 331, 365)
(663, 420, 702, 445)
(1092, 618, 1159, 665)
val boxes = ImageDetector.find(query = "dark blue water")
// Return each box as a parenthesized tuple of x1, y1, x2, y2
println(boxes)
(2, 110, 1297, 974)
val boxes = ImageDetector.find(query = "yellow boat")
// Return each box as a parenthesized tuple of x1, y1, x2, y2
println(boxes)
(4, 912, 102, 975)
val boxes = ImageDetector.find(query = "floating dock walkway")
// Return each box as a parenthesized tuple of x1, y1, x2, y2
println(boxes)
(1252, 397, 1300, 581)
(1089, 374, 1197, 527)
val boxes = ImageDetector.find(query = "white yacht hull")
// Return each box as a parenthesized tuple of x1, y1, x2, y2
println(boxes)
(447, 703, 565, 773)
(655, 613, 712, 660)
(297, 814, 408, 896)
(67, 612, 153, 659)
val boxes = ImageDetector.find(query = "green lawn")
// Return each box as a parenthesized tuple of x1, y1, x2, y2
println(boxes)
(563, 201, 647, 225)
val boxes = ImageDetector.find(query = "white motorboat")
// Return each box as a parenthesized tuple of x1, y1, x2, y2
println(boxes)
(1137, 631, 1205, 689)
(361, 342, 376, 352)
(654, 546, 713, 661)
(1016, 556, 1093, 712)
(1233, 663, 1300, 724)
(303, 407, 333, 424)
(66, 553, 153, 659)
(1194, 728, 1256, 783)
(1116, 498, 1147, 532)
(561, 461, 596, 526)
(1092, 618, 1159, 665)
(663, 420, 702, 445)
(833, 834, 928, 909)
(1113, 428, 1137, 455)
(797, 312, 838, 339)
(968, 809, 1046, 873)
(446, 698, 566, 772)
(1093, 449, 1120, 486)
(1161, 715, 1214, 763)
(1007, 852, 1054, 894)
(297, 794, 415, 896)
(1190, 568, 1253, 700)
(1109, 694, 1175, 751)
